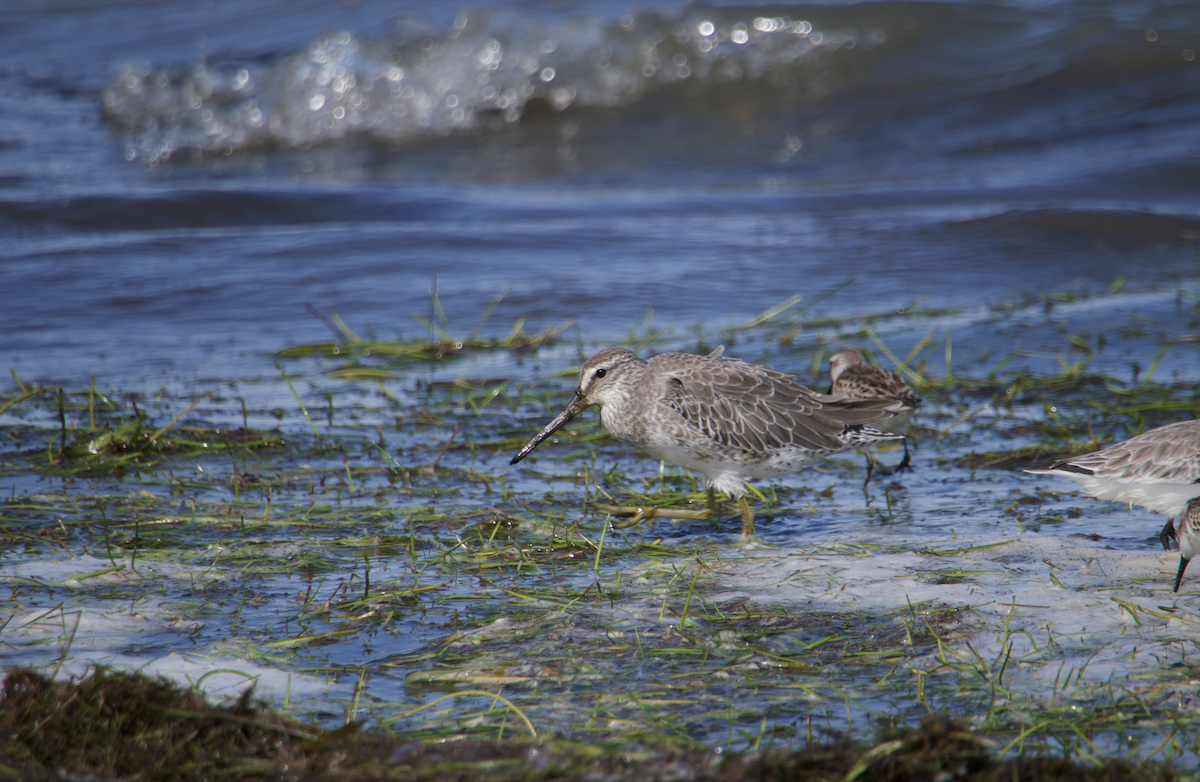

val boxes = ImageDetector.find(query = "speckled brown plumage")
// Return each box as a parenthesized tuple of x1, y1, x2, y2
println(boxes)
(826, 348, 922, 481)
(828, 349, 921, 433)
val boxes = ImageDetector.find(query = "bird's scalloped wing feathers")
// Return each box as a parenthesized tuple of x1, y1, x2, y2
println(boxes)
(1047, 421, 1200, 484)
(657, 356, 894, 454)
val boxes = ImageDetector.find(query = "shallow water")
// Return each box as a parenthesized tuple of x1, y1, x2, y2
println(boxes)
(4, 0, 1200, 388)
(4, 0, 1200, 763)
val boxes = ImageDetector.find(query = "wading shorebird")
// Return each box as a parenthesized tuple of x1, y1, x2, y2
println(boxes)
(1025, 419, 1200, 592)
(828, 348, 923, 485)
(510, 346, 906, 537)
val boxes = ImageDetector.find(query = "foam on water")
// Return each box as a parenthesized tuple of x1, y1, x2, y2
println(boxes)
(0, 554, 331, 704)
(101, 7, 875, 164)
(721, 532, 1200, 708)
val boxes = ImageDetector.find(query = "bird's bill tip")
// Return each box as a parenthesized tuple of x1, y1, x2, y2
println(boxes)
(510, 391, 586, 465)
(1175, 556, 1191, 593)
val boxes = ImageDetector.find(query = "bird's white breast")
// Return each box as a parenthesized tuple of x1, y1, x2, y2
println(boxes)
(1052, 471, 1200, 518)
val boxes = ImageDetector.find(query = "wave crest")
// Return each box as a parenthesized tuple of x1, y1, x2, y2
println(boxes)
(101, 7, 879, 164)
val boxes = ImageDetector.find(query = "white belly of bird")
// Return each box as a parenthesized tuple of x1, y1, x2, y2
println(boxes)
(1065, 474, 1200, 518)
(640, 438, 830, 498)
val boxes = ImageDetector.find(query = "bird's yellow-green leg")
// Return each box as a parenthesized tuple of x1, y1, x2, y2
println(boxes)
(739, 495, 755, 539)
(706, 487, 717, 515)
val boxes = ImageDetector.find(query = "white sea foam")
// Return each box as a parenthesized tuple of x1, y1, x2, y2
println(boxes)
(0, 555, 330, 705)
(716, 532, 1200, 706)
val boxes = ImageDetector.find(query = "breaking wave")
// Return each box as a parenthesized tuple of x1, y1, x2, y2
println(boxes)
(101, 5, 881, 164)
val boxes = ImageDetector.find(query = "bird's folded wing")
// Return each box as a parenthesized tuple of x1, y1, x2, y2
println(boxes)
(1048, 433, 1200, 484)
(659, 358, 896, 454)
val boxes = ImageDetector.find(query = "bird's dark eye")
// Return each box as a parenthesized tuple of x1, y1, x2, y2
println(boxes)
(595, 368, 607, 378)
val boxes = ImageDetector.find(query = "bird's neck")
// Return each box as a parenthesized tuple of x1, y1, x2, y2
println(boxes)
(597, 370, 644, 441)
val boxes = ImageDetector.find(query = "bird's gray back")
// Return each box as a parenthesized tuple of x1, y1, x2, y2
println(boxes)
(644, 352, 898, 455)
(1047, 419, 1200, 484)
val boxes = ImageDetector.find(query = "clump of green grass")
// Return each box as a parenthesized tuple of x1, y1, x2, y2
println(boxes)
(276, 297, 573, 378)
(1, 378, 282, 476)
(51, 420, 282, 475)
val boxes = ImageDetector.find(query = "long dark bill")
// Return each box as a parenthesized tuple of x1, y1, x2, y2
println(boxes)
(510, 390, 589, 465)
(1175, 556, 1191, 594)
